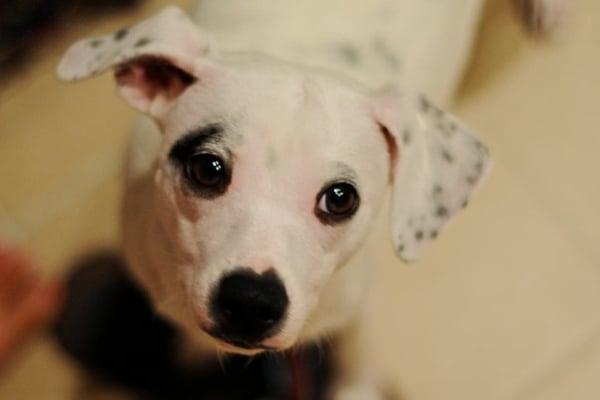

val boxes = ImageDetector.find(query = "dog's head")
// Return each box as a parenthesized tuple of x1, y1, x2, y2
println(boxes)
(58, 7, 490, 354)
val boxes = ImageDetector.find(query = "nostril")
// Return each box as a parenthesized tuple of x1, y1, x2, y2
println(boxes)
(210, 268, 289, 340)
(257, 304, 282, 324)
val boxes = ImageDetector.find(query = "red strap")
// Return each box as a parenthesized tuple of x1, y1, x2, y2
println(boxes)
(287, 350, 313, 400)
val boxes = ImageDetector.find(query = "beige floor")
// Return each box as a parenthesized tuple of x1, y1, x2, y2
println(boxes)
(1, 0, 599, 399)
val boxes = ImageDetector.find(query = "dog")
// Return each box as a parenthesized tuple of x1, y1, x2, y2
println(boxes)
(57, 1, 566, 398)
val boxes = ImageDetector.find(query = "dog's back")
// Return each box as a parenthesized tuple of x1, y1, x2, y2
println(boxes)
(191, 0, 485, 103)
(191, 0, 567, 104)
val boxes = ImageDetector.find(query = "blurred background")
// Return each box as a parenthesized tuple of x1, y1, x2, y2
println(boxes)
(0, 0, 599, 399)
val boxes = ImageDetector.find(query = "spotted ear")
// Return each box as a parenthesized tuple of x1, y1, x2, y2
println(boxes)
(57, 6, 216, 118)
(373, 89, 492, 262)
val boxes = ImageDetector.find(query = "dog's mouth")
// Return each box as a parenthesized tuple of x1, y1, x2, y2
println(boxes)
(203, 329, 276, 353)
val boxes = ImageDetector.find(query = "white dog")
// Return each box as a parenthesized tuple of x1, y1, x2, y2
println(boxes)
(57, 1, 566, 398)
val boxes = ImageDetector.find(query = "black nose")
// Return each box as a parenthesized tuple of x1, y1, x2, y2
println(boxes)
(210, 268, 288, 344)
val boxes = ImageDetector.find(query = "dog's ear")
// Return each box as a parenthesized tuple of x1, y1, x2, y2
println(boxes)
(57, 6, 215, 118)
(372, 88, 491, 262)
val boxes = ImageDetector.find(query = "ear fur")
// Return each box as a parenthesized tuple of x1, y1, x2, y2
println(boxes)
(373, 89, 491, 262)
(57, 6, 216, 117)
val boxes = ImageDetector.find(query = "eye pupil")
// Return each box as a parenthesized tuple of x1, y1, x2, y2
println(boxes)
(316, 182, 360, 224)
(328, 186, 353, 213)
(184, 153, 230, 195)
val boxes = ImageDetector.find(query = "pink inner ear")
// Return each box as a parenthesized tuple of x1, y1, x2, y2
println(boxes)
(377, 122, 399, 182)
(114, 56, 197, 111)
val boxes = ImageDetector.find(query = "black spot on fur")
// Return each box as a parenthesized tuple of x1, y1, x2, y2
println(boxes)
(135, 38, 152, 48)
(466, 176, 478, 185)
(435, 206, 449, 218)
(337, 44, 361, 65)
(433, 184, 443, 196)
(474, 161, 484, 174)
(473, 139, 487, 153)
(441, 149, 454, 163)
(169, 124, 224, 165)
(114, 27, 129, 41)
(89, 39, 103, 48)
(429, 230, 438, 239)
(415, 230, 424, 241)
(462, 198, 470, 209)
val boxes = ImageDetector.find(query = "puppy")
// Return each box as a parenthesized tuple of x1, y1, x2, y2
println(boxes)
(57, 1, 565, 398)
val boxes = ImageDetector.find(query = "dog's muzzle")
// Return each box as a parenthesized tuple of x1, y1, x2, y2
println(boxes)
(208, 268, 288, 349)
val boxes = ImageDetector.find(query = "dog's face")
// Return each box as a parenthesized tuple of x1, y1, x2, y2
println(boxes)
(58, 7, 490, 354)
(155, 63, 391, 352)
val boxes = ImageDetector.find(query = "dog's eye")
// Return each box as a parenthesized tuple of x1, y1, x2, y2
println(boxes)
(316, 182, 360, 224)
(184, 153, 231, 197)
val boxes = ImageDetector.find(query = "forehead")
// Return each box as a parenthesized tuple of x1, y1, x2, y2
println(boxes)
(164, 61, 387, 179)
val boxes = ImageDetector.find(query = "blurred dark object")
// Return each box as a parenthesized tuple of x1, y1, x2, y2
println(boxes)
(53, 251, 334, 400)
(0, 0, 143, 80)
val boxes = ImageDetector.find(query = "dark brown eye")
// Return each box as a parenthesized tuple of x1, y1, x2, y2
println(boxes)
(184, 153, 230, 197)
(316, 182, 360, 224)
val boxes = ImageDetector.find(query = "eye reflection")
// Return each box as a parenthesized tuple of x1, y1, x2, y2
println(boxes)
(315, 182, 360, 224)
(183, 153, 231, 198)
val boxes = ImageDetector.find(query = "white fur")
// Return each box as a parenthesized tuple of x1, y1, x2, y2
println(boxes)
(57, 1, 567, 398)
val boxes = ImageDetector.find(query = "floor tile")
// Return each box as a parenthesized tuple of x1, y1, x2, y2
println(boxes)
(364, 162, 600, 400)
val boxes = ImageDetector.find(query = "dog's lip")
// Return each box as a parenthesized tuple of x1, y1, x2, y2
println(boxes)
(202, 328, 276, 352)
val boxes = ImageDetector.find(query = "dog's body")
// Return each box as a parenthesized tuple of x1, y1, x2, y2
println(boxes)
(58, 1, 566, 398)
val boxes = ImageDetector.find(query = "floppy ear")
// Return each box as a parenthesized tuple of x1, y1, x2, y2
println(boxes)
(57, 6, 216, 118)
(373, 89, 492, 262)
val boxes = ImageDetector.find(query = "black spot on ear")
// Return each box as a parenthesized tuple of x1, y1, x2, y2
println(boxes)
(429, 230, 438, 239)
(440, 121, 456, 139)
(466, 176, 478, 185)
(134, 38, 152, 48)
(472, 139, 487, 153)
(433, 184, 443, 196)
(462, 198, 470, 209)
(415, 230, 424, 241)
(441, 149, 454, 163)
(474, 161, 484, 174)
(435, 206, 449, 218)
(89, 39, 103, 48)
(114, 27, 129, 41)
(397, 244, 405, 253)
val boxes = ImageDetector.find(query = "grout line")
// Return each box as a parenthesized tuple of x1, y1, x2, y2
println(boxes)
(510, 320, 600, 399)
(498, 154, 600, 270)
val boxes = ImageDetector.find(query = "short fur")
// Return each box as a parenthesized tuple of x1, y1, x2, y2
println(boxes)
(57, 1, 567, 398)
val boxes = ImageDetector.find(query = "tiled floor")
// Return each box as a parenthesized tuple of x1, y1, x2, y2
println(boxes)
(0, 0, 599, 399)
